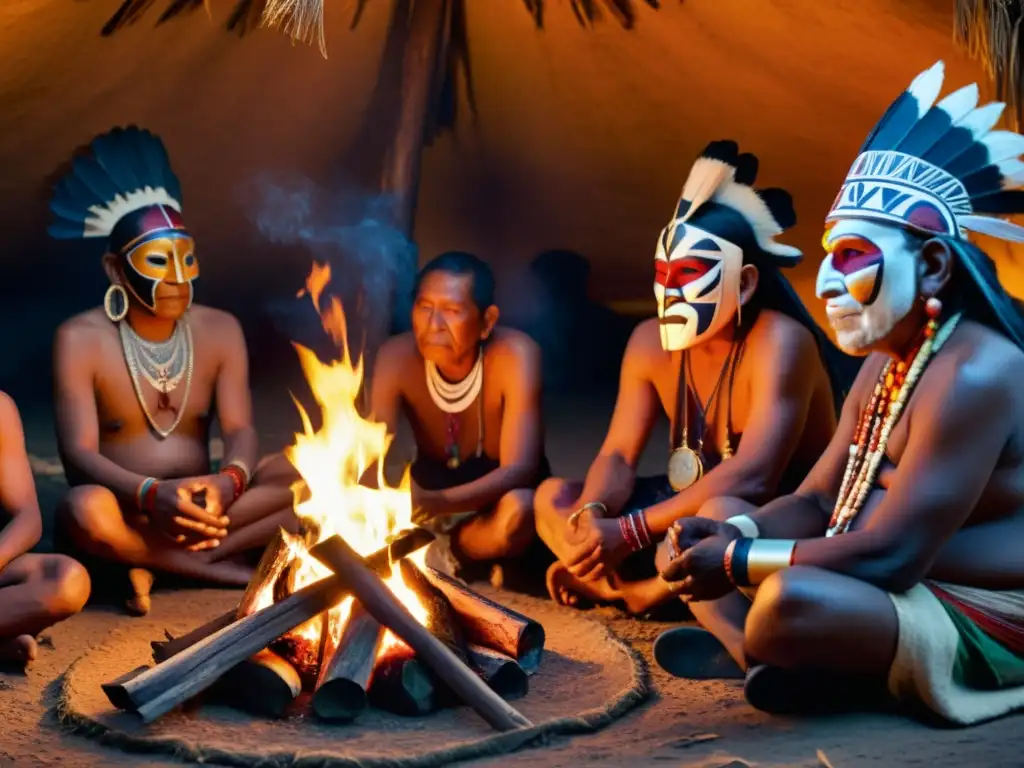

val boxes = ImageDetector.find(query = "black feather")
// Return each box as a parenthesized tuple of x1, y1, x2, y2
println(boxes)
(919, 125, 977, 167)
(758, 188, 797, 230)
(893, 105, 956, 158)
(943, 143, 995, 180)
(734, 153, 759, 185)
(700, 140, 739, 165)
(960, 165, 1004, 197)
(862, 92, 922, 152)
(968, 189, 1024, 214)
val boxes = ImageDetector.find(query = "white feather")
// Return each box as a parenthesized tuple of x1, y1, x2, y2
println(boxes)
(677, 158, 734, 223)
(908, 61, 946, 119)
(81, 186, 182, 238)
(935, 82, 980, 123)
(1002, 167, 1024, 188)
(982, 131, 1024, 164)
(957, 102, 1006, 139)
(959, 214, 1024, 242)
(712, 181, 803, 263)
(998, 159, 1024, 187)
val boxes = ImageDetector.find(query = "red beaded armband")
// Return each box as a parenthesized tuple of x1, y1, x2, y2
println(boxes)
(220, 464, 247, 502)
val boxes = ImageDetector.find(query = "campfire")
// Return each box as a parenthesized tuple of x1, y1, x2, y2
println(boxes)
(102, 264, 545, 731)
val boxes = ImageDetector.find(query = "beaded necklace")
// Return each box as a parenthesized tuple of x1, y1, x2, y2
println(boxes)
(827, 312, 962, 537)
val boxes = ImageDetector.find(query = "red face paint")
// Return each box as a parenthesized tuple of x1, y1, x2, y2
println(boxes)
(654, 256, 715, 290)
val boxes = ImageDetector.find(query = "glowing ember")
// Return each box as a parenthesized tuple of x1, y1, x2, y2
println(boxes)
(252, 262, 428, 657)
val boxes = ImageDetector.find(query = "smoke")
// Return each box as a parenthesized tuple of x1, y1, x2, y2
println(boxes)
(240, 170, 417, 360)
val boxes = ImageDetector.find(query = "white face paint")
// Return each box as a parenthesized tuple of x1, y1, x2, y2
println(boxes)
(654, 221, 742, 351)
(816, 219, 918, 356)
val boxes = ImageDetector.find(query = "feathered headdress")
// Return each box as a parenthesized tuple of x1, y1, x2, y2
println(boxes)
(662, 139, 804, 266)
(48, 126, 187, 254)
(827, 60, 1024, 242)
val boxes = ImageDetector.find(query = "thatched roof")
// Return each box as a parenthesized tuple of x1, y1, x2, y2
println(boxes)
(0, 0, 1021, 382)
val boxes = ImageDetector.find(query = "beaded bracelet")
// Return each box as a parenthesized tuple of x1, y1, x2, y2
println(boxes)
(618, 511, 654, 552)
(220, 464, 247, 502)
(136, 476, 159, 514)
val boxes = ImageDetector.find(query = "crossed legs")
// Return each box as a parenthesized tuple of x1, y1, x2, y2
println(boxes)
(535, 477, 675, 614)
(59, 454, 298, 614)
(657, 496, 898, 709)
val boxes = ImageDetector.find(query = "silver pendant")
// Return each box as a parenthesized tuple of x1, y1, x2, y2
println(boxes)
(668, 447, 704, 492)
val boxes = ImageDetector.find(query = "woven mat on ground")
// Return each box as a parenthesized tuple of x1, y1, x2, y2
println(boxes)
(57, 588, 650, 767)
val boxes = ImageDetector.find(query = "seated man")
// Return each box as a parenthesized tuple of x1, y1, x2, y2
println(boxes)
(0, 393, 90, 667)
(534, 140, 857, 614)
(49, 126, 297, 615)
(370, 251, 546, 576)
(656, 62, 1024, 724)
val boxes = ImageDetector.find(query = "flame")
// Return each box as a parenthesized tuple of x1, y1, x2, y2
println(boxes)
(266, 262, 428, 650)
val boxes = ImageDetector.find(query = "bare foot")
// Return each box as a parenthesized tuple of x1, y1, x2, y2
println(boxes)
(0, 635, 38, 667)
(127, 568, 155, 616)
(545, 562, 621, 609)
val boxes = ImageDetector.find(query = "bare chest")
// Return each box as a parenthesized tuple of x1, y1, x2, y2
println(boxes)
(94, 334, 218, 440)
(401, 376, 503, 461)
(649, 355, 753, 452)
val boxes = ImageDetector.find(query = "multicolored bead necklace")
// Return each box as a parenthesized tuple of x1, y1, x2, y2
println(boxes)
(827, 311, 962, 537)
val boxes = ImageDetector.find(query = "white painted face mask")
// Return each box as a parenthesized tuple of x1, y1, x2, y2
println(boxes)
(654, 221, 742, 351)
(817, 219, 918, 355)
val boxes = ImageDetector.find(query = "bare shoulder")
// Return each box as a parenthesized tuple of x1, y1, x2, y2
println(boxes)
(54, 308, 110, 359)
(746, 309, 819, 366)
(488, 327, 540, 365)
(926, 321, 1024, 408)
(621, 318, 665, 379)
(0, 390, 21, 430)
(374, 333, 420, 390)
(187, 304, 243, 338)
(625, 318, 664, 357)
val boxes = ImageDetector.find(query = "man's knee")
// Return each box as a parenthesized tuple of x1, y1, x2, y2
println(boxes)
(697, 496, 754, 523)
(39, 555, 91, 618)
(252, 453, 300, 488)
(744, 566, 822, 663)
(496, 488, 535, 555)
(60, 485, 123, 551)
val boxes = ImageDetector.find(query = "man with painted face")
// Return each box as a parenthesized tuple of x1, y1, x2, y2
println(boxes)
(655, 62, 1024, 724)
(369, 251, 546, 577)
(534, 141, 852, 614)
(49, 126, 296, 615)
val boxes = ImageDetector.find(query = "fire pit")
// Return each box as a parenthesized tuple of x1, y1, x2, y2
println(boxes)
(102, 264, 546, 732)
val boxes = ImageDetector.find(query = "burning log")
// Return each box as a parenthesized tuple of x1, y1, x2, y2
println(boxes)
(312, 601, 385, 722)
(423, 566, 545, 674)
(467, 644, 528, 700)
(368, 640, 436, 716)
(213, 649, 302, 719)
(237, 527, 293, 619)
(103, 528, 433, 722)
(311, 534, 533, 732)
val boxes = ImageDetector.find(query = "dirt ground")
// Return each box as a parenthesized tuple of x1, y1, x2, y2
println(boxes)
(5, 392, 1024, 767)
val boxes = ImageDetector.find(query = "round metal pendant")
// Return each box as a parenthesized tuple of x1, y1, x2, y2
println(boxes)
(668, 447, 704, 492)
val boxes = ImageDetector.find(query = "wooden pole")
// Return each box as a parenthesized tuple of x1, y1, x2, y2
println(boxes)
(103, 528, 433, 722)
(311, 535, 533, 732)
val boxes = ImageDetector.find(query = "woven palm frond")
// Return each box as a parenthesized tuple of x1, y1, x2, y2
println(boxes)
(955, 0, 1024, 128)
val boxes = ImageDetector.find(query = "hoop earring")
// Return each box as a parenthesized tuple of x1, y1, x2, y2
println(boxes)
(104, 284, 129, 323)
(736, 284, 743, 327)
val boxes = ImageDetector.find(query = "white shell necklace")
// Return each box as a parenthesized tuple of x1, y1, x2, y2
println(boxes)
(425, 350, 483, 414)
